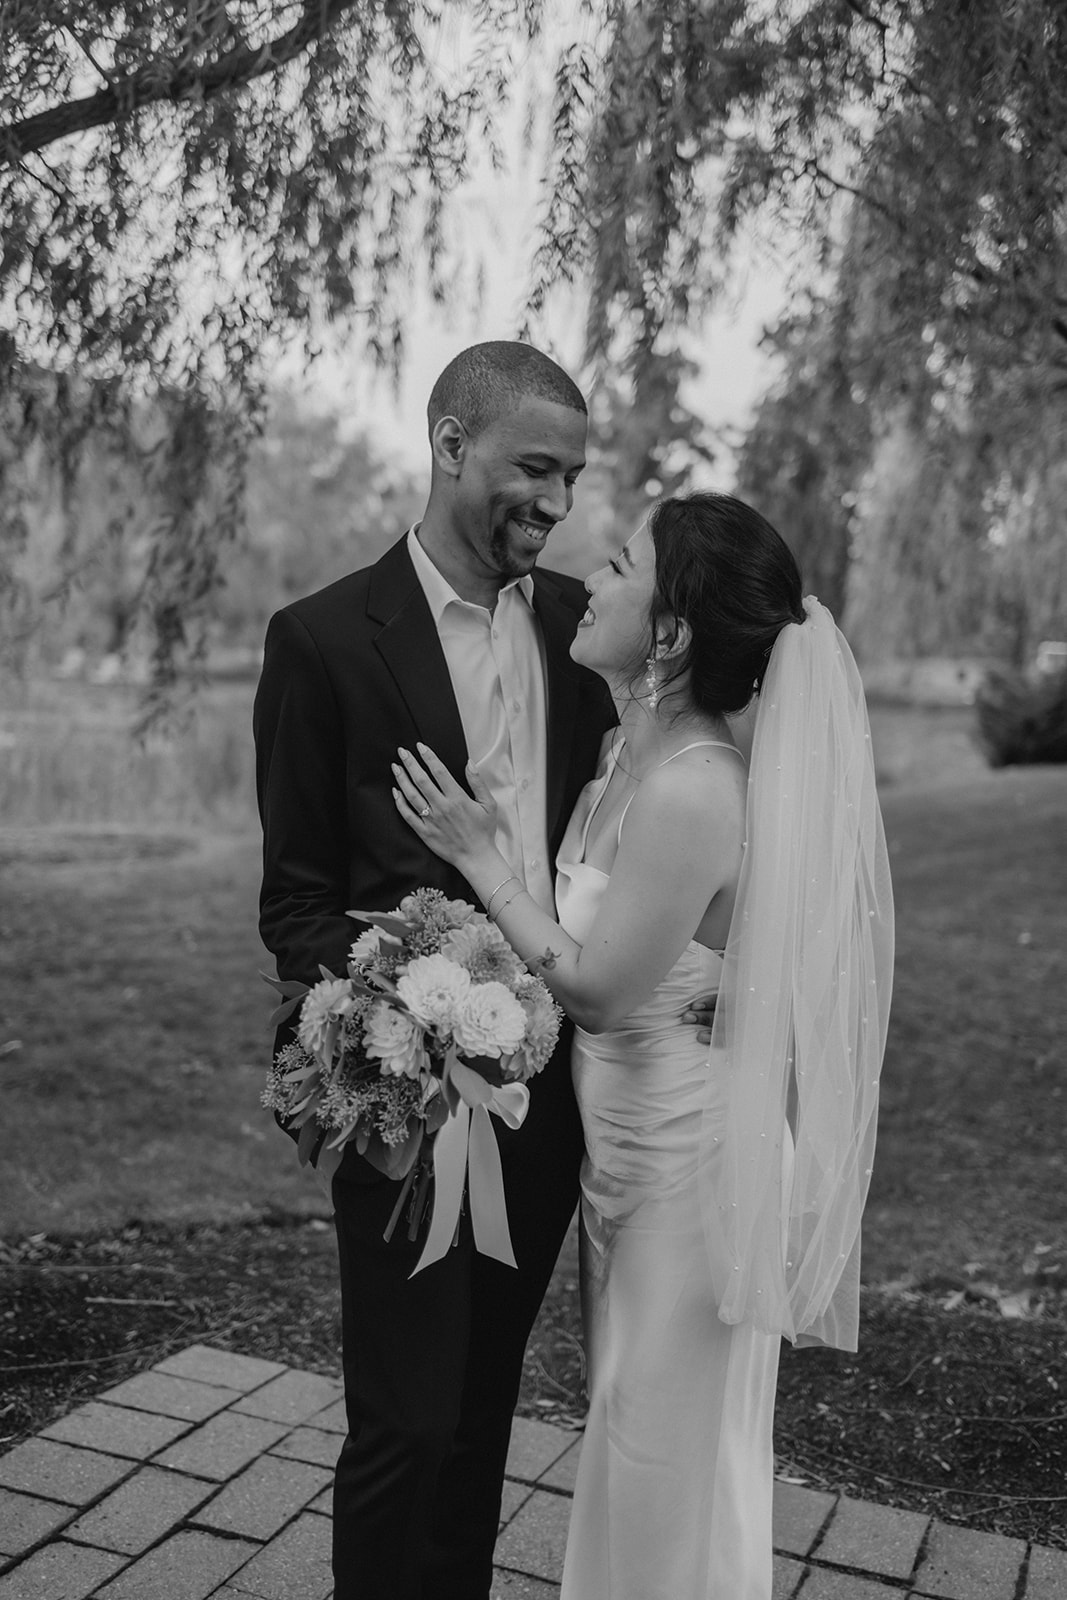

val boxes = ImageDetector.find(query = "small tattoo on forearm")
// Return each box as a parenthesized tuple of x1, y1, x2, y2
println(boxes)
(534, 947, 559, 972)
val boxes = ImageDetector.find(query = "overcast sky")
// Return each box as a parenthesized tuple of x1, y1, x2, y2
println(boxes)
(284, 224, 787, 487)
(278, 16, 791, 485)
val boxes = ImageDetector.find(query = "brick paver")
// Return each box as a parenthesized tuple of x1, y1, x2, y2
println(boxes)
(0, 1540, 126, 1600)
(267, 1425, 339, 1469)
(231, 1371, 341, 1427)
(1025, 1543, 1067, 1599)
(799, 1569, 907, 1598)
(0, 1437, 130, 1505)
(156, 1412, 291, 1482)
(223, 1510, 331, 1599)
(538, 1437, 582, 1493)
(92, 1529, 259, 1600)
(499, 1478, 535, 1527)
(307, 1484, 332, 1515)
(40, 1400, 192, 1460)
(154, 1346, 286, 1393)
(494, 1487, 572, 1581)
(772, 1479, 838, 1557)
(65, 1463, 214, 1554)
(190, 1454, 331, 1542)
(490, 1574, 560, 1598)
(0, 1487, 76, 1559)
(97, 1372, 241, 1423)
(813, 1493, 928, 1580)
(504, 1416, 574, 1483)
(303, 1397, 346, 1434)
(2, 1344, 1065, 1600)
(913, 1520, 1028, 1599)
(771, 1553, 807, 1599)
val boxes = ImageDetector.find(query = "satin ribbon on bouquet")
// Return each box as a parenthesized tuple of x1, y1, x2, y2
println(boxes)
(411, 1054, 529, 1276)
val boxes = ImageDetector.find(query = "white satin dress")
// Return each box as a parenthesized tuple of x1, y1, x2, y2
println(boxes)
(556, 740, 782, 1600)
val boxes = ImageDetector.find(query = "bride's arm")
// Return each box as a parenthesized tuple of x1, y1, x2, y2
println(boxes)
(393, 743, 742, 1033)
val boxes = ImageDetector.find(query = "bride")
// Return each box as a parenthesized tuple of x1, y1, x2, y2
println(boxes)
(392, 490, 894, 1600)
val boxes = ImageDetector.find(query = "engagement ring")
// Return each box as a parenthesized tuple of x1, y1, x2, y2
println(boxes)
(419, 804, 432, 818)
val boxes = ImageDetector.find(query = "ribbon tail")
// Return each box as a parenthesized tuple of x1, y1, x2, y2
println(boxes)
(468, 1103, 517, 1269)
(411, 1102, 470, 1276)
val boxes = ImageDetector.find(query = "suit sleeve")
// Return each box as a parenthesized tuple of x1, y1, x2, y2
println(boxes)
(253, 607, 358, 987)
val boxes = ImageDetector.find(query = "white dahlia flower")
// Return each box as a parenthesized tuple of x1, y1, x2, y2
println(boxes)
(395, 953, 471, 1032)
(297, 977, 353, 1063)
(362, 1001, 425, 1079)
(452, 981, 527, 1059)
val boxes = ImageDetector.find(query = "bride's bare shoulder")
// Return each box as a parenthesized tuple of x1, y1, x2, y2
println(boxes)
(631, 745, 746, 840)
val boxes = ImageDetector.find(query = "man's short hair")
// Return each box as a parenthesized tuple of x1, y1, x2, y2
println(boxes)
(427, 341, 586, 441)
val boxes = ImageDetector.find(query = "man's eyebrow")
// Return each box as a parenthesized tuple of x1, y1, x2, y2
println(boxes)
(518, 451, 586, 472)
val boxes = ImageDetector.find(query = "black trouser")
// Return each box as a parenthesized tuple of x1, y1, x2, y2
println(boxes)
(330, 1033, 583, 1600)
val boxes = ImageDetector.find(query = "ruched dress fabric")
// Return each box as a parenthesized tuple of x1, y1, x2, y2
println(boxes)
(556, 741, 781, 1600)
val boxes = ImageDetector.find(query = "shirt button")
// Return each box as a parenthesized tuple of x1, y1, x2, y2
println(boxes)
(511, 699, 522, 713)
(520, 778, 530, 792)
(528, 859, 539, 871)
(492, 630, 499, 641)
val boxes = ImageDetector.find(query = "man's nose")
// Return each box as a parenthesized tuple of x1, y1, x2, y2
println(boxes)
(535, 475, 571, 522)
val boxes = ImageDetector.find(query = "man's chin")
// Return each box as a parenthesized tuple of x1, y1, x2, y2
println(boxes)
(493, 525, 551, 575)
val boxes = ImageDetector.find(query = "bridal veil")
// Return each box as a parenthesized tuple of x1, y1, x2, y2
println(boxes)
(700, 597, 895, 1352)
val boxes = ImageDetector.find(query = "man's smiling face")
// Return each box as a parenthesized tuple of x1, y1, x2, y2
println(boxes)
(448, 394, 587, 588)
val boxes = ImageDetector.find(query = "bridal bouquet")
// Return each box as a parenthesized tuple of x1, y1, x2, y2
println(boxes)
(261, 888, 561, 1272)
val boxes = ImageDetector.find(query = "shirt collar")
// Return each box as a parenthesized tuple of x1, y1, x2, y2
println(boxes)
(407, 526, 535, 625)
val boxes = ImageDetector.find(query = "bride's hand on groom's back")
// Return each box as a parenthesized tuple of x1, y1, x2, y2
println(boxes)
(683, 993, 717, 1045)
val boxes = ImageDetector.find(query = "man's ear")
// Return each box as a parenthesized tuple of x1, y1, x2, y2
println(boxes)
(431, 416, 467, 479)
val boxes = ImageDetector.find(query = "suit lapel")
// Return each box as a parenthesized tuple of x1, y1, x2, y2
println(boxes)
(367, 538, 470, 779)
(368, 539, 585, 830)
(532, 570, 583, 842)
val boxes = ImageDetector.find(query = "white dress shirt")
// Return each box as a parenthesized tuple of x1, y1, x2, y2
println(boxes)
(407, 528, 554, 915)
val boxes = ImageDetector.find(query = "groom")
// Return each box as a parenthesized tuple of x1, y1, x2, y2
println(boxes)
(253, 341, 616, 1598)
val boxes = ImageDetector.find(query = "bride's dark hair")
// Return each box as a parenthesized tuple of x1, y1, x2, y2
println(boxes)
(641, 491, 805, 718)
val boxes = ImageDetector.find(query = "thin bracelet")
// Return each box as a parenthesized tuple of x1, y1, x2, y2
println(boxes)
(488, 884, 523, 922)
(485, 874, 519, 918)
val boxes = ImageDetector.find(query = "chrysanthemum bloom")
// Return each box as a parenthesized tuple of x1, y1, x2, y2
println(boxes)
(297, 977, 354, 1063)
(440, 897, 474, 927)
(396, 953, 471, 1031)
(441, 920, 523, 986)
(508, 981, 562, 1076)
(348, 929, 380, 969)
(363, 1001, 425, 1079)
(452, 981, 527, 1059)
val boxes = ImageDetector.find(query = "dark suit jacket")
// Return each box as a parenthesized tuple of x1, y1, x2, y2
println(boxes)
(254, 533, 615, 998)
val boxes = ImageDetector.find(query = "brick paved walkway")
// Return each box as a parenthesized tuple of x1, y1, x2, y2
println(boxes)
(1, 1344, 1063, 1598)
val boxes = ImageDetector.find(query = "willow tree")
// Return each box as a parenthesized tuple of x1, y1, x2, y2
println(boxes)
(4, 0, 1066, 688)
(0, 0, 530, 698)
(533, 0, 1066, 665)
(723, 1, 1067, 660)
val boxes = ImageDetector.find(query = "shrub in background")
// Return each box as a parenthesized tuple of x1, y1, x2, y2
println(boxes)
(975, 666, 1067, 768)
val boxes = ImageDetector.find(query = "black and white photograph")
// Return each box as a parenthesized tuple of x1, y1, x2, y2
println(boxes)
(1, 4, 1064, 1597)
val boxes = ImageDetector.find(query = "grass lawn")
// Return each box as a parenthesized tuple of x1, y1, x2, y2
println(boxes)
(1, 691, 1065, 1548)
(0, 827, 316, 1232)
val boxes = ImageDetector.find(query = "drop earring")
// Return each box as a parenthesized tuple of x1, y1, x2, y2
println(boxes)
(645, 653, 659, 711)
